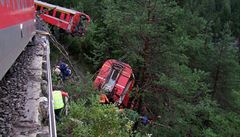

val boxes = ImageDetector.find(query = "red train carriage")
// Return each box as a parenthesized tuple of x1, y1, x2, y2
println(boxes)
(94, 59, 135, 107)
(0, 0, 35, 80)
(34, 0, 90, 36)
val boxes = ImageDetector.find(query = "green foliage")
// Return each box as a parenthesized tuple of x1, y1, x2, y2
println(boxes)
(49, 0, 240, 136)
(62, 73, 97, 101)
(57, 96, 140, 137)
(55, 76, 141, 136)
(158, 65, 209, 95)
(232, 90, 240, 108)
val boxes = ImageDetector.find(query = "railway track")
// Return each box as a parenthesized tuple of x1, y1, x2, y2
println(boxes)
(0, 34, 56, 136)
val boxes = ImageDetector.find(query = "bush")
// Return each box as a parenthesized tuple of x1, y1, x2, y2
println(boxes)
(57, 95, 141, 137)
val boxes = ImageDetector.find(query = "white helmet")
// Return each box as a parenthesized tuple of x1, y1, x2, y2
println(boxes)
(54, 67, 61, 75)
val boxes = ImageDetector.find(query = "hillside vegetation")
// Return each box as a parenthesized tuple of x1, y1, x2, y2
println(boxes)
(49, 0, 240, 136)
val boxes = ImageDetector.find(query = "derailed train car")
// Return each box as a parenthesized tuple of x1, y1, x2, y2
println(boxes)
(94, 59, 135, 107)
(34, 0, 90, 36)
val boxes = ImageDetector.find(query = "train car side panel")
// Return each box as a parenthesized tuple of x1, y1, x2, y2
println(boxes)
(0, 0, 35, 80)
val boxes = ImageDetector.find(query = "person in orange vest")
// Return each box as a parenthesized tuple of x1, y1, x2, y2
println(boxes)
(53, 90, 69, 122)
(119, 105, 124, 112)
(99, 93, 109, 104)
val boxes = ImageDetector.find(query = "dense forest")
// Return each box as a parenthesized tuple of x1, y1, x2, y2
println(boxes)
(48, 0, 240, 136)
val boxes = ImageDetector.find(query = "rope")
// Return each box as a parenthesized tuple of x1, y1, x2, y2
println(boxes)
(48, 35, 80, 78)
(36, 15, 89, 83)
(36, 29, 82, 80)
(49, 35, 69, 56)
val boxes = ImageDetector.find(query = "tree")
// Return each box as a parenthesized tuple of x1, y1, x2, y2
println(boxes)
(49, 0, 240, 136)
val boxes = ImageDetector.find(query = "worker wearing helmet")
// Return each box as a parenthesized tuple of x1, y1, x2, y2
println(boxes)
(139, 115, 161, 126)
(99, 93, 109, 104)
(59, 62, 71, 81)
(54, 65, 61, 75)
(140, 115, 149, 125)
(53, 66, 62, 83)
(119, 105, 124, 112)
(53, 90, 69, 122)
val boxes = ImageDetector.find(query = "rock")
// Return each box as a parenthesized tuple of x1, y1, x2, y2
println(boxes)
(41, 80, 48, 97)
(0, 38, 48, 136)
(39, 97, 48, 126)
(37, 133, 49, 137)
(42, 70, 48, 81)
(1, 130, 7, 135)
(0, 117, 4, 122)
(42, 61, 47, 70)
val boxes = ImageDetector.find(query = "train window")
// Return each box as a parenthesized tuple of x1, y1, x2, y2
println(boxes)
(65, 13, 73, 21)
(56, 11, 61, 18)
(102, 69, 120, 92)
(36, 5, 40, 11)
(64, 14, 69, 21)
(49, 8, 54, 15)
(111, 69, 120, 81)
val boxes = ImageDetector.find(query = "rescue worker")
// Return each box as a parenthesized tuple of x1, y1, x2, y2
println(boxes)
(140, 115, 150, 125)
(99, 93, 109, 104)
(59, 62, 71, 81)
(119, 105, 124, 112)
(53, 90, 69, 122)
(53, 65, 62, 84)
(54, 65, 61, 76)
(140, 115, 161, 125)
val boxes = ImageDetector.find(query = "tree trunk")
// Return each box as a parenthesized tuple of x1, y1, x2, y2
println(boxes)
(212, 64, 220, 96)
(212, 44, 224, 97)
(140, 36, 150, 86)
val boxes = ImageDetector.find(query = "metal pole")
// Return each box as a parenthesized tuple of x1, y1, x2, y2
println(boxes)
(43, 35, 57, 137)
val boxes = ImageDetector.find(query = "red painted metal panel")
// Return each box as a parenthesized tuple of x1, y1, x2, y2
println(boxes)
(39, 14, 69, 30)
(0, 0, 35, 29)
(34, 0, 90, 36)
(65, 13, 70, 22)
(94, 59, 135, 107)
(60, 13, 65, 20)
